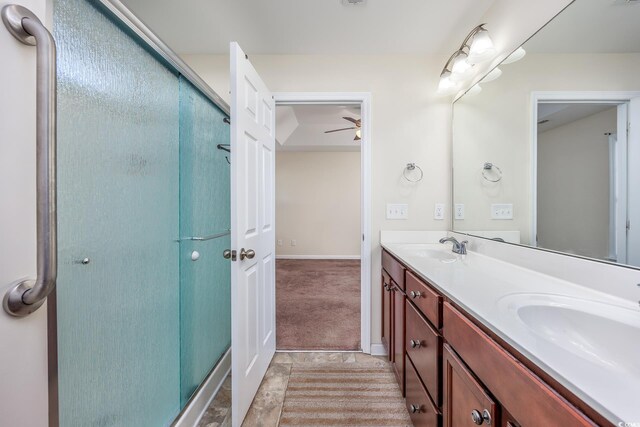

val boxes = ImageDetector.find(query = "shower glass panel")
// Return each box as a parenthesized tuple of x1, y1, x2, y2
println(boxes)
(179, 78, 231, 405)
(54, 0, 231, 425)
(55, 0, 181, 425)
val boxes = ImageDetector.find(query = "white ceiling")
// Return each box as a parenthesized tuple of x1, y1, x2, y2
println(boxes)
(276, 104, 362, 152)
(525, 0, 640, 53)
(121, 0, 493, 54)
(537, 103, 617, 133)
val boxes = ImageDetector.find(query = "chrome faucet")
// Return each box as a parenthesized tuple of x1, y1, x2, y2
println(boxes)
(439, 237, 468, 255)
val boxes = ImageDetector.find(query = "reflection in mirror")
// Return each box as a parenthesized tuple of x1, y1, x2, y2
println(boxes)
(452, 0, 640, 268)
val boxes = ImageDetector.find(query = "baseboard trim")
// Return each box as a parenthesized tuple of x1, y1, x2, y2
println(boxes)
(172, 348, 231, 427)
(276, 255, 361, 260)
(369, 343, 387, 356)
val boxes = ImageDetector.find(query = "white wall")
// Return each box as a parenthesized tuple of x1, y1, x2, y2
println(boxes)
(453, 53, 640, 245)
(537, 107, 616, 259)
(276, 151, 360, 258)
(0, 0, 52, 425)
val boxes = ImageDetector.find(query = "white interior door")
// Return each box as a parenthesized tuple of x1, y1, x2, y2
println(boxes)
(230, 42, 276, 427)
(0, 1, 50, 426)
(628, 97, 640, 266)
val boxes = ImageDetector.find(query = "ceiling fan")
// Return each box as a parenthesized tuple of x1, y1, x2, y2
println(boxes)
(324, 116, 362, 141)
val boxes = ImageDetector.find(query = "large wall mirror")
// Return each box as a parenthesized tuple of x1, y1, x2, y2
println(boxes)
(452, 0, 640, 268)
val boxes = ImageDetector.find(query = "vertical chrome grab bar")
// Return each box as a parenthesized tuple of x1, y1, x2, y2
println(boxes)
(2, 5, 57, 317)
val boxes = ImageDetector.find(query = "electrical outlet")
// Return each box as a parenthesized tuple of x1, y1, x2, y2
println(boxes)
(277, 239, 283, 246)
(491, 204, 513, 220)
(434, 203, 445, 220)
(386, 203, 408, 220)
(455, 204, 465, 220)
(290, 239, 297, 246)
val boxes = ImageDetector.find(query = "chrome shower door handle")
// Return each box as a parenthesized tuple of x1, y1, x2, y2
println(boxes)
(2, 5, 57, 317)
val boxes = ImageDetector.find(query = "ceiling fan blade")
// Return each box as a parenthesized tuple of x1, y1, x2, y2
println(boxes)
(342, 116, 360, 126)
(324, 127, 357, 133)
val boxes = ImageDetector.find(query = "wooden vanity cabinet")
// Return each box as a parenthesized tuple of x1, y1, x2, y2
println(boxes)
(380, 249, 606, 427)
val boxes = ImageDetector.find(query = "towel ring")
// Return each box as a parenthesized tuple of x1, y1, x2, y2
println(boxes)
(403, 163, 423, 182)
(482, 162, 502, 182)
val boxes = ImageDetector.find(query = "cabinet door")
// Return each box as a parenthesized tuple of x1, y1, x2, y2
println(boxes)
(392, 284, 405, 395)
(382, 272, 392, 359)
(443, 344, 497, 427)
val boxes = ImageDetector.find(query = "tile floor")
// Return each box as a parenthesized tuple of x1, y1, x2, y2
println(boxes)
(197, 352, 393, 427)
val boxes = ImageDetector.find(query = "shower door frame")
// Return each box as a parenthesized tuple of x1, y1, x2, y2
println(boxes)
(272, 92, 373, 354)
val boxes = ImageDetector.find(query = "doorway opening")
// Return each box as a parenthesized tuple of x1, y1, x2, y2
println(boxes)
(274, 93, 372, 353)
(532, 92, 640, 267)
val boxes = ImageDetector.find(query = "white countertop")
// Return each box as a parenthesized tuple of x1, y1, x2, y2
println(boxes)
(382, 242, 640, 425)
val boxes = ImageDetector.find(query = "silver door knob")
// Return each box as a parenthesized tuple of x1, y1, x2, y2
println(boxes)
(223, 249, 237, 261)
(240, 248, 255, 260)
(471, 409, 483, 425)
(410, 339, 421, 348)
(410, 290, 422, 299)
(410, 404, 420, 413)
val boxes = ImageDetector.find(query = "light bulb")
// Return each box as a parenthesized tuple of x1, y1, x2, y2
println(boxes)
(468, 27, 495, 64)
(502, 47, 526, 65)
(451, 51, 471, 74)
(355, 129, 361, 139)
(437, 70, 459, 95)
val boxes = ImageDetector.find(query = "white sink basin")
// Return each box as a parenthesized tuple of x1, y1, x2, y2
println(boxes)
(391, 244, 458, 263)
(499, 293, 640, 375)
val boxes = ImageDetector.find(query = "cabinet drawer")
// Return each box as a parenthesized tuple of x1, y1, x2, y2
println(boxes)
(443, 303, 596, 427)
(443, 344, 497, 427)
(406, 271, 442, 328)
(406, 300, 441, 405)
(406, 355, 440, 427)
(382, 250, 405, 290)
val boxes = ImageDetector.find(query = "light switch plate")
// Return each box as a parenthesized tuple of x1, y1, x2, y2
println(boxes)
(491, 204, 513, 220)
(454, 204, 465, 220)
(434, 203, 445, 220)
(386, 203, 408, 220)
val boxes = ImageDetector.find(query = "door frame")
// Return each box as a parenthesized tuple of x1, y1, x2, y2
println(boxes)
(530, 91, 640, 255)
(272, 92, 372, 354)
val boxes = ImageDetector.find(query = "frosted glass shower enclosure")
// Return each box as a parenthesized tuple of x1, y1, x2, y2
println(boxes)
(54, 0, 230, 425)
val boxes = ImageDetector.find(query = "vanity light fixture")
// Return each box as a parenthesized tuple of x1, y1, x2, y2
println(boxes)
(438, 24, 495, 94)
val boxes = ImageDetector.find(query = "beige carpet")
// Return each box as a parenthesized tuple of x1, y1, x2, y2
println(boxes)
(276, 259, 360, 350)
(279, 363, 411, 426)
